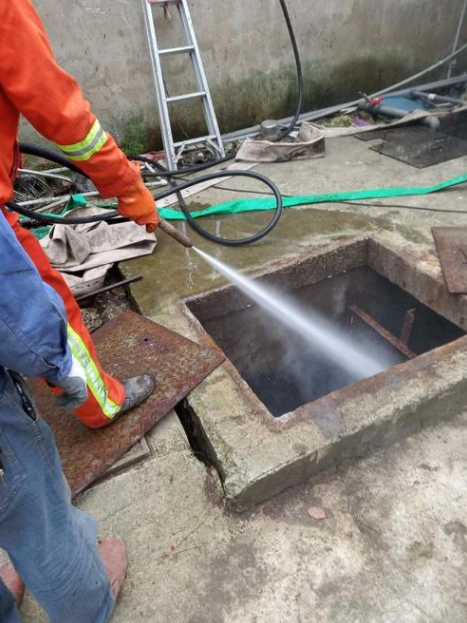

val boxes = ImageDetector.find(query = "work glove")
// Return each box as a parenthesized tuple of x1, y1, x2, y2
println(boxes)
(54, 356, 88, 412)
(117, 162, 159, 233)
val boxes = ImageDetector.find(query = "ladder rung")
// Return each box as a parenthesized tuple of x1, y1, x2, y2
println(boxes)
(159, 45, 195, 56)
(166, 91, 206, 103)
(148, 0, 182, 5)
(174, 135, 217, 147)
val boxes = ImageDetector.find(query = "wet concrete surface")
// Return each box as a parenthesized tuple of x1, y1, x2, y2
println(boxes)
(123, 135, 467, 315)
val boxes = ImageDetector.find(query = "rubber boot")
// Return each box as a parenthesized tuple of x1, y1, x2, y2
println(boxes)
(0, 563, 24, 606)
(116, 373, 156, 418)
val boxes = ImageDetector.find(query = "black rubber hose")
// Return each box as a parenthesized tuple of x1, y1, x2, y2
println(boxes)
(129, 151, 235, 177)
(19, 142, 84, 173)
(170, 170, 283, 246)
(10, 169, 283, 246)
(275, 0, 303, 141)
(15, 0, 301, 245)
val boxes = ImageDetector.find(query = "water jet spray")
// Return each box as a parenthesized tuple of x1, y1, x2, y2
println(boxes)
(194, 248, 391, 380)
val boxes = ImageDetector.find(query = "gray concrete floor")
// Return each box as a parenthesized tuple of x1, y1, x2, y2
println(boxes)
(16, 135, 467, 621)
(22, 411, 467, 623)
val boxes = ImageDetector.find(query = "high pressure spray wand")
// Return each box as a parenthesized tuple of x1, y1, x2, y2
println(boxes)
(158, 217, 193, 248)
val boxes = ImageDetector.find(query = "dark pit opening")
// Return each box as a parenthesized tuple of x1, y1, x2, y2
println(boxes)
(194, 267, 465, 418)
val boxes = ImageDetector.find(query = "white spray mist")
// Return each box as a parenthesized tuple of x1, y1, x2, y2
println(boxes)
(194, 248, 391, 380)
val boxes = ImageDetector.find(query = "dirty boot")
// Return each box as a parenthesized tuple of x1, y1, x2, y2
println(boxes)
(116, 373, 156, 418)
(98, 536, 128, 599)
(0, 562, 24, 606)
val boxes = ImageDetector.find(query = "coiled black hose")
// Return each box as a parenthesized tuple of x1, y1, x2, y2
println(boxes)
(13, 145, 283, 246)
(14, 0, 302, 246)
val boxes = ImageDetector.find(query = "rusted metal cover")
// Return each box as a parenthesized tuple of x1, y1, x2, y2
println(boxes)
(432, 227, 467, 293)
(29, 311, 224, 498)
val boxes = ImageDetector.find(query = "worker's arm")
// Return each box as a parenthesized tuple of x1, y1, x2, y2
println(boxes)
(0, 210, 72, 384)
(0, 0, 158, 231)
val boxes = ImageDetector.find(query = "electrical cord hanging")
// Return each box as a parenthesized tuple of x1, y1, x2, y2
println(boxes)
(128, 0, 303, 176)
(275, 0, 303, 140)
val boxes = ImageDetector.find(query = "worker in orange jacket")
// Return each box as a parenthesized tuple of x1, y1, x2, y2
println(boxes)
(0, 0, 158, 429)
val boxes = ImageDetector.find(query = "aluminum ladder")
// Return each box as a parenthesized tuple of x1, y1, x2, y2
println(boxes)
(141, 0, 225, 170)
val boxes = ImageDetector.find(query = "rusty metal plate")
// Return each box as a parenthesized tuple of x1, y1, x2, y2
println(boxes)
(432, 227, 467, 293)
(29, 311, 224, 498)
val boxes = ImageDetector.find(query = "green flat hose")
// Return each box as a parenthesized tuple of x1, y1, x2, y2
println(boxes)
(27, 171, 467, 240)
(158, 171, 467, 221)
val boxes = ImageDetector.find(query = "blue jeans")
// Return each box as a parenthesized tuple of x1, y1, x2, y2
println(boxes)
(0, 370, 115, 623)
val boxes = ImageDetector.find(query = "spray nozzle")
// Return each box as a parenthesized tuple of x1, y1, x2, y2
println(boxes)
(158, 218, 193, 248)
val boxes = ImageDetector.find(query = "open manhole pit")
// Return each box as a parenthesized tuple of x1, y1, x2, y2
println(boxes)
(189, 266, 465, 419)
(182, 238, 467, 509)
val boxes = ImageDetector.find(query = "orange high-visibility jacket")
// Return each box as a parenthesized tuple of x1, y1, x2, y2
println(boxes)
(0, 0, 137, 208)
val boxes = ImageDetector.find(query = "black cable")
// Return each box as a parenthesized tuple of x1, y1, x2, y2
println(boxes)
(129, 151, 236, 177)
(128, 0, 303, 176)
(338, 200, 467, 214)
(196, 184, 467, 214)
(275, 0, 303, 140)
(213, 184, 293, 197)
(10, 169, 283, 246)
(19, 143, 83, 174)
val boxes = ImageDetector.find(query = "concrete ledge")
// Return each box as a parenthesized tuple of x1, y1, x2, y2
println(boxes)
(214, 340, 467, 510)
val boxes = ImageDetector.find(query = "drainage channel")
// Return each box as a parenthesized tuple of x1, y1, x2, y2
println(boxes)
(175, 400, 229, 500)
(175, 399, 216, 468)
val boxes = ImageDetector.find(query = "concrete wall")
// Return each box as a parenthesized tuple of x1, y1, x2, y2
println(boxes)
(25, 0, 467, 151)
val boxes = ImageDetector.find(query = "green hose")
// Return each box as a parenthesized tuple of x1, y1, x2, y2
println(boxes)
(158, 171, 467, 220)
(26, 170, 467, 240)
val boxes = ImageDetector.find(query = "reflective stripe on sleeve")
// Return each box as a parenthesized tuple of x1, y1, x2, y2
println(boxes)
(67, 324, 121, 419)
(55, 120, 107, 162)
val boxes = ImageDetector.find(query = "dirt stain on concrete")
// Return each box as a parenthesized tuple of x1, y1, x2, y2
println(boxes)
(188, 540, 268, 623)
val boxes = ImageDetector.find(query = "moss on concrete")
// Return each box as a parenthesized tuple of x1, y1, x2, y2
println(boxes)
(106, 50, 419, 150)
(119, 114, 158, 155)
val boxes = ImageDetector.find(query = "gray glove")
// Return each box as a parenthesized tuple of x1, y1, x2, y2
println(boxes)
(55, 356, 88, 412)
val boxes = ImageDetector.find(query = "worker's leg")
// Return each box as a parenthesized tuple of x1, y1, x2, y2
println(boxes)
(0, 578, 21, 623)
(0, 371, 115, 623)
(12, 222, 125, 428)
